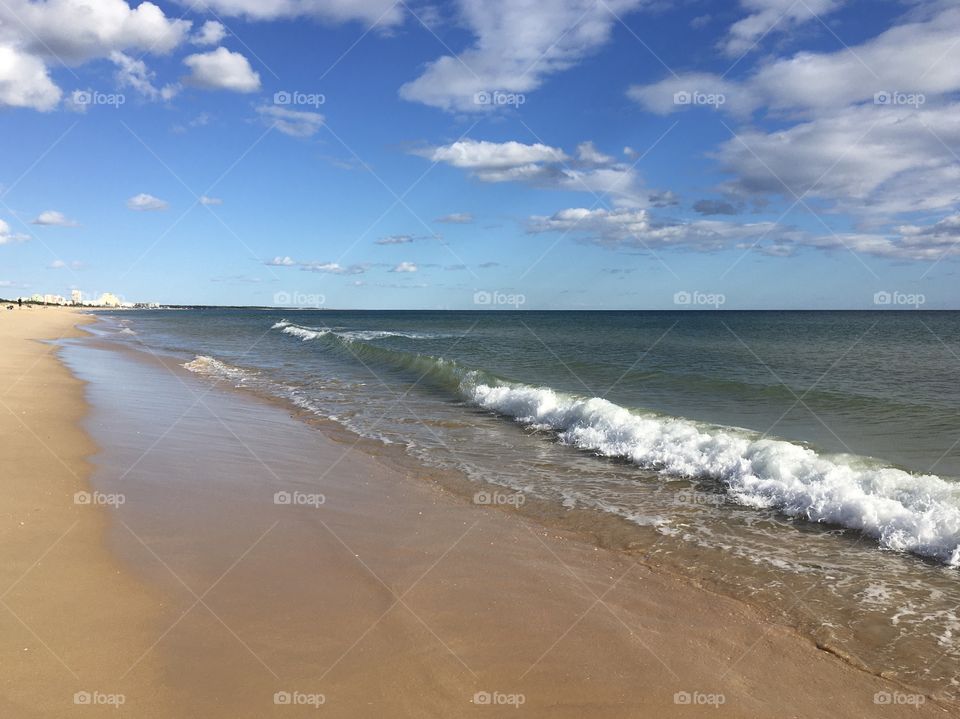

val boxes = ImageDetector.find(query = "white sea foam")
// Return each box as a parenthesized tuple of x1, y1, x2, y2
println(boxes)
(465, 380, 960, 566)
(282, 325, 330, 341)
(277, 323, 450, 342)
(182, 355, 252, 383)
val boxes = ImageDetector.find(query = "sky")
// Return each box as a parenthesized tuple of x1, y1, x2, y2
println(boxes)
(1, 0, 959, 309)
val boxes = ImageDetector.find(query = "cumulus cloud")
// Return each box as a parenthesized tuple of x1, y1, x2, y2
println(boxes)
(435, 212, 474, 224)
(265, 256, 295, 266)
(183, 47, 260, 92)
(2, 0, 190, 63)
(32, 210, 78, 226)
(192, 20, 227, 45)
(0, 0, 190, 110)
(417, 138, 644, 205)
(399, 0, 646, 112)
(199, 195, 223, 205)
(127, 193, 168, 211)
(0, 219, 29, 245)
(257, 105, 325, 137)
(391, 261, 418, 272)
(0, 44, 61, 110)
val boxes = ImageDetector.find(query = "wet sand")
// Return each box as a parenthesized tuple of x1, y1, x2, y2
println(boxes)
(0, 307, 174, 718)
(1, 307, 952, 716)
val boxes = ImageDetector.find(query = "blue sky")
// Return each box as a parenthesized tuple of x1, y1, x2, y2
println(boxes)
(1, 0, 958, 309)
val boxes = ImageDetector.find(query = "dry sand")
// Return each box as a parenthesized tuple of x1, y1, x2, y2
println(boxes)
(1, 306, 952, 717)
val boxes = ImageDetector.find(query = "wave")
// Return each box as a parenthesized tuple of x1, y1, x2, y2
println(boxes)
(276, 321, 459, 343)
(267, 322, 960, 566)
(182, 355, 254, 384)
(465, 382, 960, 566)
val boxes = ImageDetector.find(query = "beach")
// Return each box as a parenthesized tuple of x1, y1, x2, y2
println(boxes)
(0, 307, 952, 717)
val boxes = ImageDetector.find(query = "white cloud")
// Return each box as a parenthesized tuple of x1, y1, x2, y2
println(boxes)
(0, 44, 61, 110)
(528, 207, 788, 252)
(186, 0, 404, 26)
(376, 235, 414, 245)
(631, 8, 960, 118)
(0, 218, 30, 245)
(528, 207, 960, 262)
(265, 256, 295, 266)
(127, 193, 169, 211)
(110, 51, 178, 100)
(723, 0, 843, 57)
(183, 47, 260, 92)
(391, 261, 418, 272)
(399, 0, 646, 112)
(300, 261, 366, 274)
(32, 210, 78, 226)
(1, 0, 190, 63)
(714, 103, 960, 217)
(257, 105, 325, 137)
(0, 0, 191, 110)
(424, 139, 567, 170)
(418, 138, 644, 205)
(48, 258, 83, 269)
(630, 6, 960, 225)
(199, 195, 223, 205)
(435, 212, 474, 224)
(192, 20, 227, 46)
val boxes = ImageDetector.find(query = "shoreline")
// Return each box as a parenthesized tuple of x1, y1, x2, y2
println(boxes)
(2, 308, 953, 716)
(0, 307, 175, 718)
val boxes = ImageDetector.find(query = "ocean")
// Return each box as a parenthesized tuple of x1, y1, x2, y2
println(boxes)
(89, 309, 960, 696)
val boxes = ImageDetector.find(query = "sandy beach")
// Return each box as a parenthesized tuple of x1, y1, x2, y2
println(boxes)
(0, 307, 952, 717)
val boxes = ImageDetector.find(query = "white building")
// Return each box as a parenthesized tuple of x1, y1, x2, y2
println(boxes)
(71, 289, 83, 305)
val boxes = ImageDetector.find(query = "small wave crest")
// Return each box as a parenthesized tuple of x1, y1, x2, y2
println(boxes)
(277, 322, 455, 343)
(182, 355, 253, 383)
